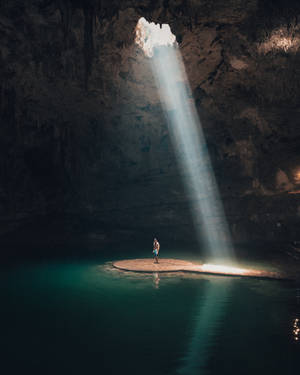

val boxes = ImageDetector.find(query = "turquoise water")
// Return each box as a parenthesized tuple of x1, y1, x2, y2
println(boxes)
(0, 252, 299, 375)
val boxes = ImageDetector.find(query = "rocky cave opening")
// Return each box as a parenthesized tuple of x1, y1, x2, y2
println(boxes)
(135, 17, 177, 57)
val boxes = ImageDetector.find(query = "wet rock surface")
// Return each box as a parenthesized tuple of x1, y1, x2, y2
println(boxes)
(1, 0, 300, 252)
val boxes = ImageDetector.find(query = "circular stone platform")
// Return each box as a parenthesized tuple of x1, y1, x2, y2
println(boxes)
(113, 258, 286, 280)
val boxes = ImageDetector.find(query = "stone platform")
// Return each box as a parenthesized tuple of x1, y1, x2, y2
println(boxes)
(113, 258, 285, 280)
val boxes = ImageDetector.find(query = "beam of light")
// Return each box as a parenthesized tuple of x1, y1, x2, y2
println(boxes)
(177, 280, 232, 375)
(135, 18, 234, 262)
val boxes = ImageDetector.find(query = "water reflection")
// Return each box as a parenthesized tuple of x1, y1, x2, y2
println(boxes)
(292, 318, 299, 341)
(153, 272, 160, 289)
(178, 279, 231, 375)
(293, 288, 300, 342)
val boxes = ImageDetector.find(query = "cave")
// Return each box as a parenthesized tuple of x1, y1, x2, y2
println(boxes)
(1, 1, 299, 374)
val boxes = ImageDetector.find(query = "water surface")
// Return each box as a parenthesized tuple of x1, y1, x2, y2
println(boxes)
(0, 251, 299, 375)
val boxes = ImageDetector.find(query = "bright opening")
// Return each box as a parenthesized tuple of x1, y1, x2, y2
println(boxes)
(135, 17, 177, 57)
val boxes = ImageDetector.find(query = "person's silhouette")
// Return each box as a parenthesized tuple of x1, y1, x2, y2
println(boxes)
(153, 238, 160, 263)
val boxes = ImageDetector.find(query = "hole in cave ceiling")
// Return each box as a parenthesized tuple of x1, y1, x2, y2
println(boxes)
(135, 17, 177, 57)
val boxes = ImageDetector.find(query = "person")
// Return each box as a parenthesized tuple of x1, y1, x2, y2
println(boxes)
(153, 238, 160, 264)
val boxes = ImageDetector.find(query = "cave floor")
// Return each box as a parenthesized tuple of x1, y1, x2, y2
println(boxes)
(113, 258, 287, 279)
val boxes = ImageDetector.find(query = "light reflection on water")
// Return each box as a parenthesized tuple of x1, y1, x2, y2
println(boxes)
(153, 272, 160, 289)
(0, 259, 299, 375)
(178, 280, 232, 375)
(292, 318, 300, 341)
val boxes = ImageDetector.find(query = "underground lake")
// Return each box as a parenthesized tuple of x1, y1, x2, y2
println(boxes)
(0, 247, 299, 375)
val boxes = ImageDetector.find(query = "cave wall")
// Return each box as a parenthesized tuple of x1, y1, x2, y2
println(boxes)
(1, 0, 300, 244)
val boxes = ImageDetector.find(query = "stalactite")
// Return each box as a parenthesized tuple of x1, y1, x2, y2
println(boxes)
(83, 4, 94, 90)
(57, 0, 73, 47)
(81, 0, 120, 89)
(163, 0, 169, 9)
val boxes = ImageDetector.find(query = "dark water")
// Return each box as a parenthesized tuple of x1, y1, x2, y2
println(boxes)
(0, 250, 299, 375)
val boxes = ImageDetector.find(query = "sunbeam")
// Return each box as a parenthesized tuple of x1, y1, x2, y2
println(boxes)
(136, 18, 234, 263)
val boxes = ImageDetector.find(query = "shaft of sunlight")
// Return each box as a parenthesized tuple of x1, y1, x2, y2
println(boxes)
(136, 18, 234, 262)
(151, 45, 234, 261)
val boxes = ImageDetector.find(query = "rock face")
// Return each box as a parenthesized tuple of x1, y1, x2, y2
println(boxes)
(1, 0, 300, 245)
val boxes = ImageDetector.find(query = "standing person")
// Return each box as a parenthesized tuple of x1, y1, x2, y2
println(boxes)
(153, 238, 160, 264)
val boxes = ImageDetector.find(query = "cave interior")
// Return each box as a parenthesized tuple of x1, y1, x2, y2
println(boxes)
(1, 0, 300, 262)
